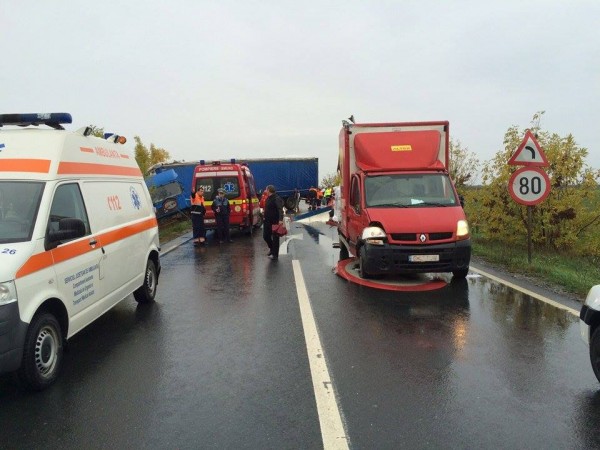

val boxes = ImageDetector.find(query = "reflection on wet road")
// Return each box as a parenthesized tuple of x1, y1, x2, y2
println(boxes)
(1, 215, 599, 449)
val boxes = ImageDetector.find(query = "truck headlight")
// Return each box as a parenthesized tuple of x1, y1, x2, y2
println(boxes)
(0, 280, 18, 306)
(362, 226, 386, 246)
(456, 220, 470, 239)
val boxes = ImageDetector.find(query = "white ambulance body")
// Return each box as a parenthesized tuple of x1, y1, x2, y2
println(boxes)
(0, 113, 161, 390)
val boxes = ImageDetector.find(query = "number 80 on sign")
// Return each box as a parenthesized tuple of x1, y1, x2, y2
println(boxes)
(508, 167, 551, 205)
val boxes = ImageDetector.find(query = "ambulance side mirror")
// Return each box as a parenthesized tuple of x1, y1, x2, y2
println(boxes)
(46, 218, 87, 250)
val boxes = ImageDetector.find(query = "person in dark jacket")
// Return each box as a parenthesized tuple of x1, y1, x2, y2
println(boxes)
(263, 185, 284, 260)
(292, 188, 301, 213)
(190, 187, 206, 246)
(212, 188, 232, 243)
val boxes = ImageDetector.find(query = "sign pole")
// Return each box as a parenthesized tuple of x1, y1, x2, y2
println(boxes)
(527, 206, 532, 264)
(508, 130, 551, 265)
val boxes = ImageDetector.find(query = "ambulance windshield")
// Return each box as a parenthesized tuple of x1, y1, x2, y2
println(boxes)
(195, 176, 240, 201)
(0, 181, 45, 243)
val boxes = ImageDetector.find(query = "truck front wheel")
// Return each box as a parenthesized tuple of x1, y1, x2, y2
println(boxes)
(339, 243, 349, 261)
(284, 196, 296, 211)
(359, 249, 372, 279)
(452, 267, 469, 279)
(18, 312, 64, 391)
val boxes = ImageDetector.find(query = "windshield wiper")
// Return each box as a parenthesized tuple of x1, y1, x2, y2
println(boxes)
(414, 202, 449, 207)
(370, 203, 409, 208)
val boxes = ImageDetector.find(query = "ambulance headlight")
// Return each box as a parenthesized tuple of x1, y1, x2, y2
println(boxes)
(0, 281, 17, 306)
(456, 220, 470, 239)
(362, 226, 386, 246)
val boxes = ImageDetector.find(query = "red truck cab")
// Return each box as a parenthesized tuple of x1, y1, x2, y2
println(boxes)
(192, 161, 262, 234)
(337, 120, 471, 279)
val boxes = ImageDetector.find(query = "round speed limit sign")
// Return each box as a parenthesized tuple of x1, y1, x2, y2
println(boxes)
(508, 167, 551, 205)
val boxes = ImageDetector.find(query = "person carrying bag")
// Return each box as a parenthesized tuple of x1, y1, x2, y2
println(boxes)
(263, 185, 284, 260)
(271, 223, 287, 236)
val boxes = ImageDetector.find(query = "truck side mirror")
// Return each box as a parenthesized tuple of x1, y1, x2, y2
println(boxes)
(459, 194, 465, 208)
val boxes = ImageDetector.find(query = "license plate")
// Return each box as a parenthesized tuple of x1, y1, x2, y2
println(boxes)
(409, 254, 439, 262)
(204, 219, 216, 224)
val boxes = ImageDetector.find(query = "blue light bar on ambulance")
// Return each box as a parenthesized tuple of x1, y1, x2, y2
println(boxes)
(0, 113, 72, 130)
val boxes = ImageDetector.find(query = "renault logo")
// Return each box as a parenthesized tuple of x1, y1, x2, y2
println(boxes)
(419, 234, 427, 242)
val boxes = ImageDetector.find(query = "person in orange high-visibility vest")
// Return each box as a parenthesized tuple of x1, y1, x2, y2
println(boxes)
(308, 187, 319, 211)
(317, 187, 325, 206)
(259, 187, 269, 210)
(190, 187, 206, 246)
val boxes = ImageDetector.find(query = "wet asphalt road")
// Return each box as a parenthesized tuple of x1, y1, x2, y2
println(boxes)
(1, 213, 600, 449)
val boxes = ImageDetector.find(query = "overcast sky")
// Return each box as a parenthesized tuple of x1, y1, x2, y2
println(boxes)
(3, 1, 599, 181)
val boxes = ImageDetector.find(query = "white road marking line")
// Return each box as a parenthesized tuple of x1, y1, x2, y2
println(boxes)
(470, 266, 579, 317)
(279, 233, 303, 255)
(292, 260, 349, 450)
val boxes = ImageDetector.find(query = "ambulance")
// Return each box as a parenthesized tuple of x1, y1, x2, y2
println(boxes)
(191, 160, 262, 233)
(0, 113, 161, 390)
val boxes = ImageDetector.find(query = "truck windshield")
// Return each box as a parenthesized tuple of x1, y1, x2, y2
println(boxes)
(365, 173, 457, 208)
(149, 181, 183, 203)
(0, 181, 45, 243)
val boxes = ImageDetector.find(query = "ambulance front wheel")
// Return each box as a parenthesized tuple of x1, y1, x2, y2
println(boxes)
(18, 312, 64, 391)
(589, 327, 600, 383)
(134, 259, 157, 303)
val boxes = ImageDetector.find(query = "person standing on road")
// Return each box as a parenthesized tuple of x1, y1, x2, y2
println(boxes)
(324, 186, 332, 206)
(190, 187, 206, 246)
(212, 188, 232, 243)
(263, 185, 284, 260)
(293, 188, 301, 213)
(307, 187, 318, 211)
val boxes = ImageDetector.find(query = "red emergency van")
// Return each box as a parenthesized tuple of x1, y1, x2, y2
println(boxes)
(191, 161, 262, 234)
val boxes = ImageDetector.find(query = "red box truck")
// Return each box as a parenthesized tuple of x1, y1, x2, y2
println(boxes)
(337, 120, 471, 279)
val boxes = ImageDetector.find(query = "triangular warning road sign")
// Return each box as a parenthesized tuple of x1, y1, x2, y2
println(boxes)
(508, 130, 549, 167)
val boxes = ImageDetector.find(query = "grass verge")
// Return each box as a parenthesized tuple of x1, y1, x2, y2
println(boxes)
(472, 237, 598, 299)
(158, 214, 192, 244)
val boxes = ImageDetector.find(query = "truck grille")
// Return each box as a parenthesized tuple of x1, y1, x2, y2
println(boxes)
(389, 232, 453, 242)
